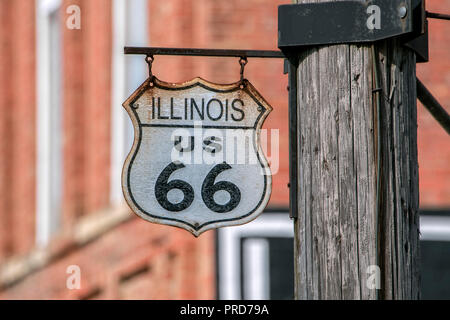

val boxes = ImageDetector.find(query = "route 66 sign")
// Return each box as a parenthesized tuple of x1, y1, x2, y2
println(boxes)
(122, 77, 272, 236)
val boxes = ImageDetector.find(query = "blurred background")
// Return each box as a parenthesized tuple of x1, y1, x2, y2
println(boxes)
(0, 0, 448, 299)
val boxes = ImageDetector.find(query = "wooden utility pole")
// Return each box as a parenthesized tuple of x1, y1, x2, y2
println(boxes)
(293, 0, 420, 299)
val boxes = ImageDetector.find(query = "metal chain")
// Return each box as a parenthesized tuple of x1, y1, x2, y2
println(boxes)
(239, 56, 248, 85)
(146, 55, 154, 81)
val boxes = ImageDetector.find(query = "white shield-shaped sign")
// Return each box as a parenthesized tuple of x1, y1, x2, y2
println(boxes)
(122, 77, 272, 236)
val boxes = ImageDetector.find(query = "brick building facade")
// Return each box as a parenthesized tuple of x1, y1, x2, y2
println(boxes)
(0, 0, 448, 299)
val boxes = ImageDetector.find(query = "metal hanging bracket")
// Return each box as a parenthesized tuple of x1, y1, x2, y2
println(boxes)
(278, 0, 429, 62)
(124, 47, 284, 58)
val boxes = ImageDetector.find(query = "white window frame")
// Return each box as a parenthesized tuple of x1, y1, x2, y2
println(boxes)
(110, 0, 148, 205)
(36, 0, 63, 247)
(217, 212, 294, 300)
(420, 214, 450, 242)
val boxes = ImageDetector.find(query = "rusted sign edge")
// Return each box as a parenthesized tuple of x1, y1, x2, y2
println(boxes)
(121, 76, 273, 236)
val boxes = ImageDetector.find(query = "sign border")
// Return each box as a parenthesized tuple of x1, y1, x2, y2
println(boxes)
(122, 76, 273, 236)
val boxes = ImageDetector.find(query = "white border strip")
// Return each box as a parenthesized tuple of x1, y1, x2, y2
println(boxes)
(110, 0, 127, 205)
(420, 215, 450, 241)
(243, 238, 270, 300)
(218, 213, 294, 300)
(36, 0, 62, 247)
(110, 0, 148, 205)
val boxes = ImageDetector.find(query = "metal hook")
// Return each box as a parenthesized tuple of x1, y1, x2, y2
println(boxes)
(239, 56, 248, 85)
(146, 55, 154, 81)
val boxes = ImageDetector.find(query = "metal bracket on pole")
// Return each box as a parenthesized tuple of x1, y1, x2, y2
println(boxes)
(124, 47, 285, 59)
(278, 0, 428, 62)
(286, 59, 299, 219)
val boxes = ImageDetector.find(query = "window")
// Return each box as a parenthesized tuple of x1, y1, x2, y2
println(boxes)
(110, 0, 148, 205)
(36, 0, 63, 246)
(216, 210, 294, 300)
(420, 209, 450, 299)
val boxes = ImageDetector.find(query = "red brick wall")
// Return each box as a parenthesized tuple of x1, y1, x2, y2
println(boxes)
(63, 0, 86, 224)
(416, 1, 450, 208)
(0, 0, 14, 260)
(0, 216, 214, 300)
(62, 0, 112, 224)
(0, 0, 36, 259)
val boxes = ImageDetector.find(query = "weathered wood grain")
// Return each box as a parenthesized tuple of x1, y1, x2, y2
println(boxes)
(294, 0, 420, 300)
